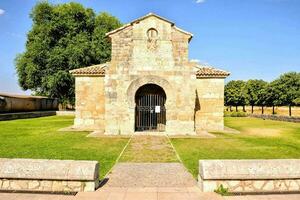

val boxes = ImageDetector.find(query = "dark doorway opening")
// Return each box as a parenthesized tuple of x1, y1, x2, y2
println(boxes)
(135, 84, 166, 132)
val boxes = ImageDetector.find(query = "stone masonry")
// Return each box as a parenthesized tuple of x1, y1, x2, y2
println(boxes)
(0, 158, 99, 192)
(70, 13, 230, 135)
(198, 159, 300, 193)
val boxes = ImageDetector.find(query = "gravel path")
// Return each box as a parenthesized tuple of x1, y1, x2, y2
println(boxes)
(104, 162, 197, 187)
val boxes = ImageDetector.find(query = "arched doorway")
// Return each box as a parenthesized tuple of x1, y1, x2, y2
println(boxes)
(135, 84, 166, 132)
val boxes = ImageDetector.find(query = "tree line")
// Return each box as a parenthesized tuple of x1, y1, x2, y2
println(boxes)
(225, 72, 300, 116)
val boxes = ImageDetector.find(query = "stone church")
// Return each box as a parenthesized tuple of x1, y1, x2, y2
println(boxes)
(70, 13, 230, 135)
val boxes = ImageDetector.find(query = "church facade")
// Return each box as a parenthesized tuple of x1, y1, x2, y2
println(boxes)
(70, 13, 230, 135)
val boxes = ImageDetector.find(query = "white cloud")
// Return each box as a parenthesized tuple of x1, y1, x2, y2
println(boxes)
(196, 0, 206, 4)
(191, 59, 211, 66)
(0, 9, 5, 16)
(190, 59, 200, 63)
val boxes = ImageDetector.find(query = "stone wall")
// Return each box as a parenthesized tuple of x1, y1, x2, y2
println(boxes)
(0, 179, 95, 193)
(104, 15, 201, 135)
(0, 111, 56, 121)
(74, 76, 105, 131)
(195, 78, 225, 131)
(249, 114, 300, 123)
(56, 111, 75, 116)
(171, 28, 190, 66)
(0, 94, 58, 113)
(0, 158, 99, 193)
(198, 159, 300, 193)
(73, 14, 227, 135)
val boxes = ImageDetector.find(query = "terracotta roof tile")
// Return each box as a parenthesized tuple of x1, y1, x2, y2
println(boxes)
(69, 63, 108, 76)
(195, 64, 230, 78)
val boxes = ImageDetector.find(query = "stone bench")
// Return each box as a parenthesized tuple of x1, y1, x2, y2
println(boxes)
(0, 158, 99, 192)
(198, 159, 300, 193)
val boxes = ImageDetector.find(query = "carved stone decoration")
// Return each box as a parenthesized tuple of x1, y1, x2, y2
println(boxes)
(147, 28, 158, 51)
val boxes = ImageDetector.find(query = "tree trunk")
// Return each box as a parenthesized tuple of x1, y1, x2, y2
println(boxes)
(272, 105, 275, 115)
(230, 106, 232, 112)
(243, 105, 246, 112)
(236, 106, 238, 112)
(289, 105, 292, 116)
(251, 105, 254, 114)
(261, 106, 264, 114)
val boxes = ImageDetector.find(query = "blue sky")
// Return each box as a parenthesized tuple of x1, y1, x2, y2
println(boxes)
(0, 0, 299, 94)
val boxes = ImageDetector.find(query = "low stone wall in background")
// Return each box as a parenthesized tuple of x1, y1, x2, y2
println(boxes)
(198, 159, 300, 193)
(0, 158, 99, 193)
(56, 111, 75, 116)
(0, 93, 58, 113)
(249, 114, 300, 123)
(0, 111, 56, 121)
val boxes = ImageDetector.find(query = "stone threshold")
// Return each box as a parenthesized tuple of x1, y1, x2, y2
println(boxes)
(134, 131, 166, 136)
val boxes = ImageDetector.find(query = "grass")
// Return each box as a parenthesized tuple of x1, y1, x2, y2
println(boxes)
(2, 116, 300, 180)
(0, 116, 129, 178)
(170, 117, 300, 178)
(120, 135, 178, 162)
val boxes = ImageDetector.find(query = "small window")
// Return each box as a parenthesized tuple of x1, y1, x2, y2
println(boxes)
(147, 28, 158, 40)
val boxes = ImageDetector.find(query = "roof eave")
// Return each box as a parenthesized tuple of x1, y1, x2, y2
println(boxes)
(71, 74, 105, 77)
(105, 23, 131, 37)
(196, 74, 230, 79)
(106, 13, 193, 38)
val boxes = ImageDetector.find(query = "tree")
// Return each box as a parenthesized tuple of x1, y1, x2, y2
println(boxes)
(15, 2, 122, 106)
(270, 72, 300, 116)
(244, 79, 268, 113)
(225, 80, 247, 112)
(260, 84, 275, 115)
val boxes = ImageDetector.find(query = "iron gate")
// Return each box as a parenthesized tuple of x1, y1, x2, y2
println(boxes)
(135, 93, 166, 132)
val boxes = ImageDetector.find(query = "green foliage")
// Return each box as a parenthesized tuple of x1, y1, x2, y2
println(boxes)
(293, 97, 300, 106)
(224, 80, 247, 107)
(214, 184, 229, 196)
(244, 79, 267, 106)
(224, 111, 247, 117)
(225, 72, 300, 112)
(270, 72, 300, 106)
(15, 2, 122, 104)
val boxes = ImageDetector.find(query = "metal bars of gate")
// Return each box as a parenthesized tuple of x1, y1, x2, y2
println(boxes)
(135, 94, 166, 132)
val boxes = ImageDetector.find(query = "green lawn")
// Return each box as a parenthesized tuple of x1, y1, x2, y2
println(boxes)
(171, 117, 300, 178)
(2, 116, 300, 180)
(120, 135, 178, 162)
(0, 116, 128, 178)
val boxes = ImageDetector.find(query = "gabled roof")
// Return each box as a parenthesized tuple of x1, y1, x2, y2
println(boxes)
(106, 13, 193, 39)
(131, 12, 175, 26)
(194, 63, 230, 78)
(69, 63, 108, 76)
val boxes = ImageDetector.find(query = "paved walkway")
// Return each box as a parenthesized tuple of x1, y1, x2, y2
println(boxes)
(104, 163, 196, 187)
(2, 190, 300, 200)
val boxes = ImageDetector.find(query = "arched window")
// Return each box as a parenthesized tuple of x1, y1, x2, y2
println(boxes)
(147, 28, 158, 40)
